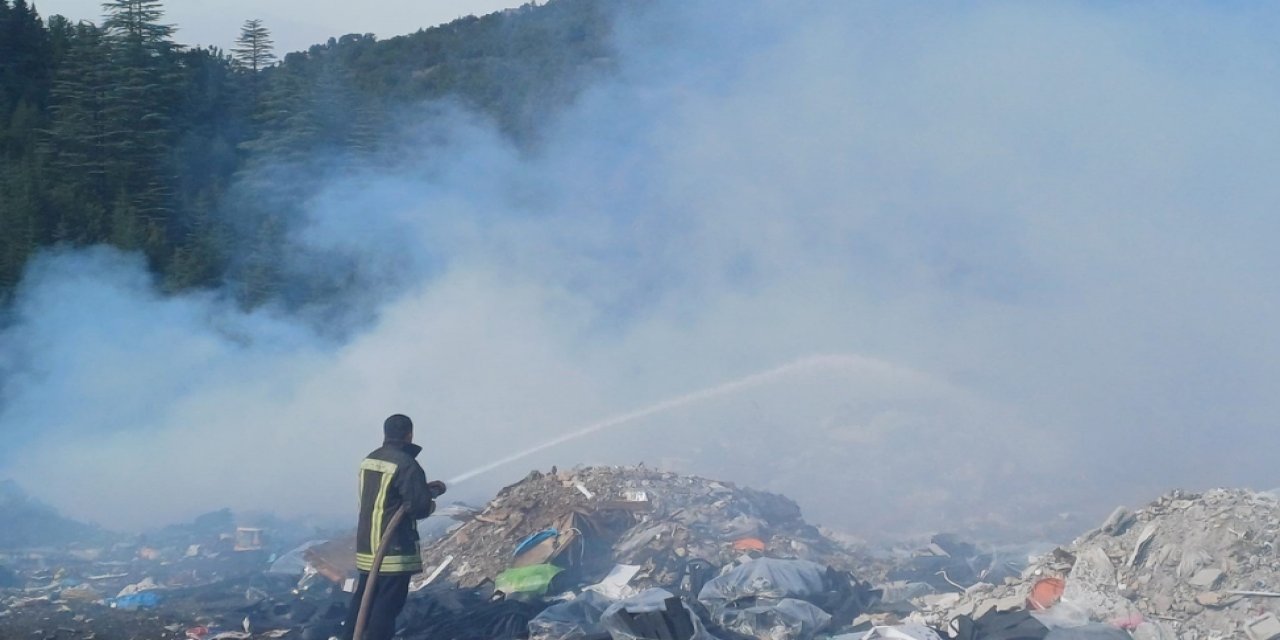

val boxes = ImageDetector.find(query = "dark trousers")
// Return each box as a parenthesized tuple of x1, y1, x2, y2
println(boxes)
(341, 571, 412, 640)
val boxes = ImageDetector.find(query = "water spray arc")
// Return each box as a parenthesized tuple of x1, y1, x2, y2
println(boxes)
(446, 354, 865, 485)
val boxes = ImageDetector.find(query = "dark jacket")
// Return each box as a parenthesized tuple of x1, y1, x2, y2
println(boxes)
(355, 441, 436, 574)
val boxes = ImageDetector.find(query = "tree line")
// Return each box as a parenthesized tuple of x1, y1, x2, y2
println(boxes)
(0, 0, 614, 306)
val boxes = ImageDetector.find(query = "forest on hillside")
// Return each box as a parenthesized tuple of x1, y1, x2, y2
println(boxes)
(0, 0, 616, 307)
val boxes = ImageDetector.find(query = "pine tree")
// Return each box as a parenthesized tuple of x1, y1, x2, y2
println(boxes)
(1, 0, 53, 148)
(232, 19, 275, 73)
(346, 99, 385, 154)
(231, 19, 275, 123)
(240, 58, 320, 162)
(237, 212, 283, 307)
(100, 0, 181, 258)
(101, 0, 174, 48)
(0, 156, 41, 289)
(164, 193, 224, 291)
(164, 46, 243, 290)
(0, 1, 15, 115)
(42, 22, 113, 241)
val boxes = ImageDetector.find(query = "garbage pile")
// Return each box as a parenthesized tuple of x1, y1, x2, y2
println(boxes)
(524, 560, 880, 640)
(0, 467, 891, 640)
(404, 466, 890, 640)
(422, 466, 872, 593)
(5, 468, 1276, 640)
(881, 533, 1034, 596)
(902, 489, 1280, 640)
(0, 506, 351, 640)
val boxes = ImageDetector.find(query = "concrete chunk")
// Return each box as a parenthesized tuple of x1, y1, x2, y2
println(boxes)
(1245, 613, 1280, 640)
(1194, 591, 1222, 607)
(1187, 568, 1222, 588)
(918, 593, 960, 610)
(1128, 524, 1159, 567)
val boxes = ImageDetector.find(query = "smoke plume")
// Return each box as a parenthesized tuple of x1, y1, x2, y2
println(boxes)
(3, 1, 1279, 539)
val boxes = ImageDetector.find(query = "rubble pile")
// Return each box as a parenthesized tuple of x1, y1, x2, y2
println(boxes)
(0, 508, 351, 640)
(907, 489, 1280, 640)
(5, 468, 1276, 640)
(423, 466, 869, 592)
(0, 467, 892, 640)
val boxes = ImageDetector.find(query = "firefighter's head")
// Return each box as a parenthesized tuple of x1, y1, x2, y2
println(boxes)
(384, 413, 414, 443)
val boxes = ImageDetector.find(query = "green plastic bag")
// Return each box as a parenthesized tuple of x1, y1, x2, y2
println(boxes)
(495, 563, 564, 596)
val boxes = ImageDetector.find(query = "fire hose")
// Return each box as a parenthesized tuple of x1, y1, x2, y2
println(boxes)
(351, 505, 407, 640)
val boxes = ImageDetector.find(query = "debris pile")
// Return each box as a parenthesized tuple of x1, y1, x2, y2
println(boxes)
(906, 489, 1280, 640)
(0, 506, 351, 640)
(423, 466, 870, 593)
(5, 468, 1275, 640)
(411, 466, 886, 640)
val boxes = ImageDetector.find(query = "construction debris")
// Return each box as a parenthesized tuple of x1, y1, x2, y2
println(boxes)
(912, 488, 1280, 640)
(0, 502, 352, 640)
(3, 469, 1275, 639)
(421, 466, 867, 593)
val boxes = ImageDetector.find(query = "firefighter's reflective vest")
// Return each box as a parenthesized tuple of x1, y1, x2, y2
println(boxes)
(355, 441, 435, 574)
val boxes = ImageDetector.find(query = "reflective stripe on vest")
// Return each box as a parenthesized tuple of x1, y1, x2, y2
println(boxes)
(359, 457, 398, 561)
(356, 552, 423, 573)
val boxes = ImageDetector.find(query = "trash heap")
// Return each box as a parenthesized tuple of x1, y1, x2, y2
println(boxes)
(1, 467, 891, 640)
(906, 488, 1280, 640)
(519, 554, 881, 640)
(404, 466, 888, 640)
(7, 469, 1277, 640)
(422, 466, 869, 593)
(0, 506, 353, 640)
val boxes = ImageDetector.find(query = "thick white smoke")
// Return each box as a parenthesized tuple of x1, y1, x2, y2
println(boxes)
(2, 1, 1279, 538)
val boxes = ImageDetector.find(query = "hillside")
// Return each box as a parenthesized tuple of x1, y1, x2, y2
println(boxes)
(0, 479, 107, 548)
(0, 0, 619, 302)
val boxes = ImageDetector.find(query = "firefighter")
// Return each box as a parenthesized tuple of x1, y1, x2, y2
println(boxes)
(341, 414, 446, 640)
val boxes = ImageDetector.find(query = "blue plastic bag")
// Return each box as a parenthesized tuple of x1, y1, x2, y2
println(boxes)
(110, 591, 161, 610)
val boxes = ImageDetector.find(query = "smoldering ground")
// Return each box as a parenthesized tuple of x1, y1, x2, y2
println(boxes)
(2, 1, 1279, 538)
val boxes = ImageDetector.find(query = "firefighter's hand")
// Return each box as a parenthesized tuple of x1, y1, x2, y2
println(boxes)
(428, 480, 447, 497)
